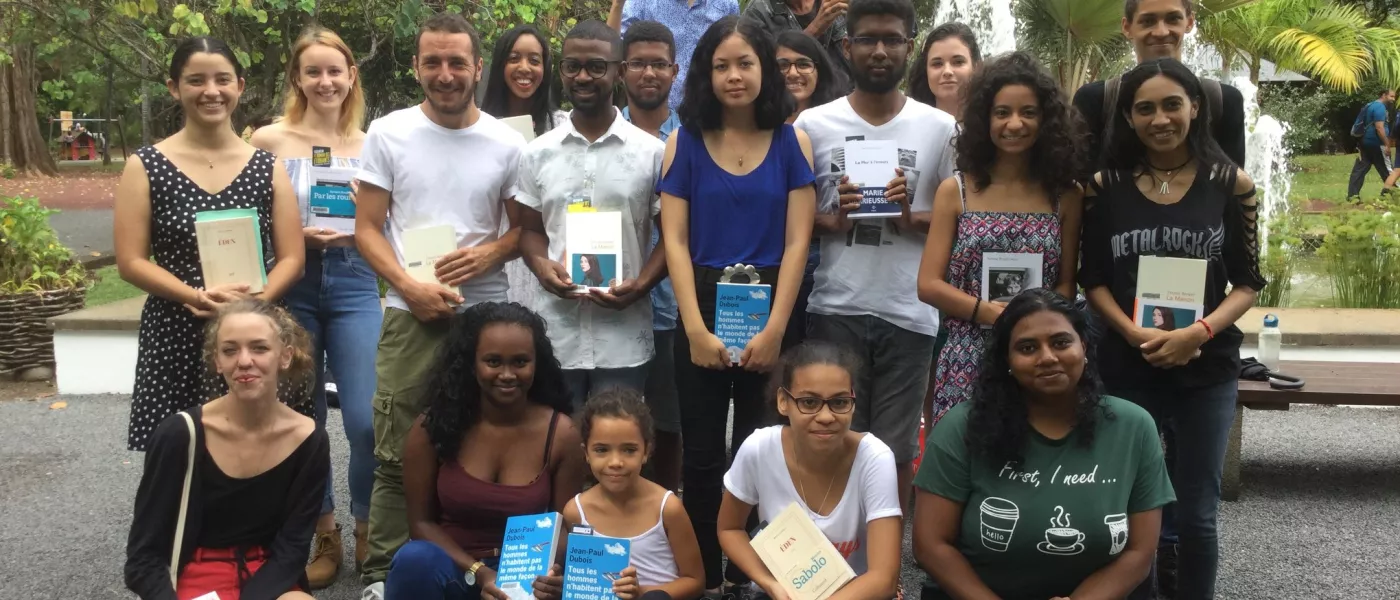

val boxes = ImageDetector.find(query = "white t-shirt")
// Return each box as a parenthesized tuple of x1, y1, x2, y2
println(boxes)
(723, 425, 903, 576)
(357, 105, 525, 311)
(795, 98, 958, 336)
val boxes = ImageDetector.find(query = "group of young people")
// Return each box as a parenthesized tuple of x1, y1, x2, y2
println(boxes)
(114, 0, 1264, 599)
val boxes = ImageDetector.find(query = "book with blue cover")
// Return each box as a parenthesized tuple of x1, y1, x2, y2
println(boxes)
(562, 532, 631, 600)
(714, 282, 771, 365)
(496, 512, 563, 600)
(308, 165, 358, 234)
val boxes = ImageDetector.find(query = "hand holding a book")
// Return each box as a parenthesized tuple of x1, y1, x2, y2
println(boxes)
(184, 283, 251, 318)
(588, 279, 645, 310)
(610, 566, 640, 600)
(1138, 324, 1208, 368)
(401, 281, 463, 322)
(436, 246, 498, 287)
(475, 566, 512, 600)
(689, 331, 732, 370)
(530, 565, 565, 600)
(834, 175, 862, 230)
(302, 226, 353, 249)
(534, 258, 582, 299)
(740, 328, 782, 372)
(885, 169, 918, 235)
(756, 576, 794, 600)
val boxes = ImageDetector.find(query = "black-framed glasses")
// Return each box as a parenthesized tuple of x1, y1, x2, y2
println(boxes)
(777, 58, 816, 74)
(561, 59, 619, 78)
(781, 388, 856, 414)
(624, 59, 673, 73)
(850, 35, 910, 49)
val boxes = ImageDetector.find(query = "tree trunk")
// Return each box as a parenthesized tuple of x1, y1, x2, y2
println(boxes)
(1, 43, 58, 177)
(1250, 56, 1262, 85)
(0, 59, 13, 167)
(140, 57, 152, 145)
(103, 64, 114, 166)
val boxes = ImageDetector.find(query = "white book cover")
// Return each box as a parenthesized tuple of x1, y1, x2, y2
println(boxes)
(843, 139, 900, 219)
(194, 210, 266, 294)
(502, 115, 537, 142)
(981, 252, 1044, 302)
(565, 211, 623, 291)
(307, 165, 359, 234)
(1134, 256, 1207, 331)
(401, 224, 458, 293)
(750, 503, 856, 600)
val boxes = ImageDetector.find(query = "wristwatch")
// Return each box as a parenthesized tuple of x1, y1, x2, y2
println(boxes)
(465, 561, 487, 587)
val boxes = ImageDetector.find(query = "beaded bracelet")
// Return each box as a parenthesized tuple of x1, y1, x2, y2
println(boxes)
(971, 297, 983, 324)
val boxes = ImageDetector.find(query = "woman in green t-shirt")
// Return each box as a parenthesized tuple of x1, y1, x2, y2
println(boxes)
(912, 289, 1174, 600)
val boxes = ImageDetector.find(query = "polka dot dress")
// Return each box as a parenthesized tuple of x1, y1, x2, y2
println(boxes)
(126, 146, 279, 452)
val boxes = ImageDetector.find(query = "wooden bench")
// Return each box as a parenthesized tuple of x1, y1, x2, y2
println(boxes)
(1223, 360, 1400, 500)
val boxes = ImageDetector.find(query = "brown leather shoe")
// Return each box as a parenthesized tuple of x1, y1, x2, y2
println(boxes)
(353, 520, 369, 572)
(306, 523, 342, 589)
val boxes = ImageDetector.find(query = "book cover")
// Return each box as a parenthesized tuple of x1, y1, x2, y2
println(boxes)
(308, 165, 358, 234)
(502, 115, 538, 142)
(715, 283, 770, 365)
(562, 532, 631, 600)
(980, 252, 1044, 302)
(497, 512, 564, 600)
(565, 211, 623, 291)
(750, 503, 856, 600)
(1133, 256, 1207, 331)
(843, 139, 900, 219)
(401, 224, 458, 293)
(194, 209, 267, 294)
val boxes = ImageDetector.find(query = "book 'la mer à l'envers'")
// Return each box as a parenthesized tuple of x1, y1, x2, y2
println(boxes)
(750, 503, 856, 600)
(1133, 255, 1208, 331)
(496, 512, 564, 600)
(194, 208, 267, 294)
(401, 224, 458, 294)
(562, 531, 631, 600)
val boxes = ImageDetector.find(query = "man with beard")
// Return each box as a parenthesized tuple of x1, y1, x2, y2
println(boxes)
(793, 0, 956, 509)
(621, 19, 684, 492)
(515, 19, 668, 410)
(352, 12, 528, 598)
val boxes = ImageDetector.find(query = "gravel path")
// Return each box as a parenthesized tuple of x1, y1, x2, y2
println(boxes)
(2, 396, 1395, 599)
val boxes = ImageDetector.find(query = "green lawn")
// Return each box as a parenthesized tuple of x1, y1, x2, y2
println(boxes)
(1289, 152, 1391, 205)
(85, 264, 143, 307)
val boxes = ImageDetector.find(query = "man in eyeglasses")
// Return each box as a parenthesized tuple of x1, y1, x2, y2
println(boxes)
(620, 19, 684, 493)
(743, 0, 852, 90)
(513, 19, 669, 410)
(796, 0, 957, 511)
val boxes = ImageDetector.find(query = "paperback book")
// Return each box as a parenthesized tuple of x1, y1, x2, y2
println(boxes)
(194, 208, 267, 294)
(502, 115, 538, 142)
(308, 165, 358, 234)
(1134, 255, 1208, 331)
(843, 139, 899, 219)
(565, 211, 623, 291)
(750, 503, 855, 600)
(715, 280, 770, 365)
(401, 224, 458, 294)
(980, 252, 1044, 303)
(562, 532, 631, 600)
(497, 512, 564, 600)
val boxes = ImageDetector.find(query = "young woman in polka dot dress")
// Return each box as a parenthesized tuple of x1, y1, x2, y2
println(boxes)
(113, 37, 305, 452)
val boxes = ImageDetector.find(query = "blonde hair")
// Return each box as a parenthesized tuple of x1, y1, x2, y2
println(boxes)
(203, 298, 315, 402)
(282, 27, 365, 137)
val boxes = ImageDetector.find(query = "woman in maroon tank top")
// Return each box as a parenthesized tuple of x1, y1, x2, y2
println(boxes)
(390, 302, 586, 600)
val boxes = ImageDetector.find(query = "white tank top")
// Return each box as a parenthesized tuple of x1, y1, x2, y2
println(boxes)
(573, 491, 680, 587)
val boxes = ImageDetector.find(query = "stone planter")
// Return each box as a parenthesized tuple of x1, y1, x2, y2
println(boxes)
(0, 286, 87, 380)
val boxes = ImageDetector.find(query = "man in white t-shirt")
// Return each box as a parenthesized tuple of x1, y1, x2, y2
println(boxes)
(353, 13, 526, 596)
(794, 0, 956, 505)
(516, 21, 668, 409)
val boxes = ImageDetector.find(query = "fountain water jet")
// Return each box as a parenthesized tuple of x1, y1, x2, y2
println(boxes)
(931, 0, 1016, 57)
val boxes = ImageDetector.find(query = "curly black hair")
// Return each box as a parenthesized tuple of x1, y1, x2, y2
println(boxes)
(677, 15, 794, 132)
(421, 302, 572, 460)
(481, 25, 560, 137)
(1102, 58, 1232, 174)
(906, 22, 981, 108)
(966, 288, 1110, 466)
(776, 31, 845, 112)
(955, 51, 1086, 198)
(579, 387, 656, 455)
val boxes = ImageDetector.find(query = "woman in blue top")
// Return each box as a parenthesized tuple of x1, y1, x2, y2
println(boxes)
(657, 15, 816, 594)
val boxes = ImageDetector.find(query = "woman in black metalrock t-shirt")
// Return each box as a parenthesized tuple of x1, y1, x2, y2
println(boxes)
(1079, 58, 1266, 600)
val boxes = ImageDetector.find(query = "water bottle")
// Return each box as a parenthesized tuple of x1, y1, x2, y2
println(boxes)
(1258, 313, 1281, 371)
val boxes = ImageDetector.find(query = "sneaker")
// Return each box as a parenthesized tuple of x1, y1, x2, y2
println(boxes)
(361, 581, 385, 600)
(1156, 543, 1178, 599)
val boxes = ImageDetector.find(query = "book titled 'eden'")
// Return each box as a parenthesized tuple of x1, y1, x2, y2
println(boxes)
(750, 503, 855, 600)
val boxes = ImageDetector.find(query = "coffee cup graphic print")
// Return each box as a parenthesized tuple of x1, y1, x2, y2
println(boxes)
(978, 498, 1019, 552)
(1036, 506, 1086, 556)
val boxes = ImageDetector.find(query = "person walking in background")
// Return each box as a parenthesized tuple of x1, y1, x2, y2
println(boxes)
(114, 36, 305, 453)
(744, 0, 853, 90)
(1347, 88, 1395, 199)
(798, 0, 957, 510)
(608, 0, 740, 111)
(516, 20, 669, 408)
(658, 15, 816, 593)
(620, 20, 686, 491)
(906, 22, 981, 123)
(352, 13, 528, 598)
(250, 27, 380, 587)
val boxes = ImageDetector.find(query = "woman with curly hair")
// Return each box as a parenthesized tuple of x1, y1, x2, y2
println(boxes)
(917, 51, 1085, 426)
(912, 289, 1173, 600)
(386, 302, 586, 600)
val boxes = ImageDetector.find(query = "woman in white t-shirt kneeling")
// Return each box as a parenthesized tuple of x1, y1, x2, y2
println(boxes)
(718, 341, 904, 600)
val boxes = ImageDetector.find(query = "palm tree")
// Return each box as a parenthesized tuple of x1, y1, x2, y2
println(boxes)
(1198, 0, 1400, 91)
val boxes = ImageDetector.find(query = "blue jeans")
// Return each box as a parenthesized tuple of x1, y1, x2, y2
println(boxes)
(285, 246, 383, 521)
(387, 540, 497, 600)
(1108, 378, 1237, 600)
(562, 366, 649, 413)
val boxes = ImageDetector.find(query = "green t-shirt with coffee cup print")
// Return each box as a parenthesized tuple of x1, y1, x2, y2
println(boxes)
(915, 396, 1174, 600)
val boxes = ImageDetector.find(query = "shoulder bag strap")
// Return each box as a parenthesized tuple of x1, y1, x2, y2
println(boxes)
(170, 411, 197, 588)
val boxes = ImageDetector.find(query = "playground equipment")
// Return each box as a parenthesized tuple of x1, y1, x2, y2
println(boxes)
(47, 113, 129, 163)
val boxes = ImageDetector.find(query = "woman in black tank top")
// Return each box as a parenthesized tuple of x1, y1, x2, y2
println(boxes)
(1079, 58, 1266, 600)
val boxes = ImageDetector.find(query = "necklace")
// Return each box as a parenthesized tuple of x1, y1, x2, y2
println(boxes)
(788, 431, 839, 516)
(724, 131, 750, 168)
(1144, 158, 1192, 195)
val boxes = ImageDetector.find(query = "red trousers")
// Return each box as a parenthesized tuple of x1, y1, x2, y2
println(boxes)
(175, 547, 299, 600)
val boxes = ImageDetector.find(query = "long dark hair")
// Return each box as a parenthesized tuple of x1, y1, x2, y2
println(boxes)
(421, 302, 572, 460)
(1103, 58, 1232, 172)
(481, 25, 559, 136)
(580, 254, 605, 286)
(906, 22, 980, 108)
(678, 16, 794, 132)
(956, 51, 1086, 198)
(967, 289, 1108, 466)
(776, 31, 844, 112)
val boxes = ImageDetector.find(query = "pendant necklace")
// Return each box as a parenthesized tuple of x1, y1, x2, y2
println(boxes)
(789, 432, 838, 516)
(725, 131, 749, 168)
(1145, 157, 1191, 195)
